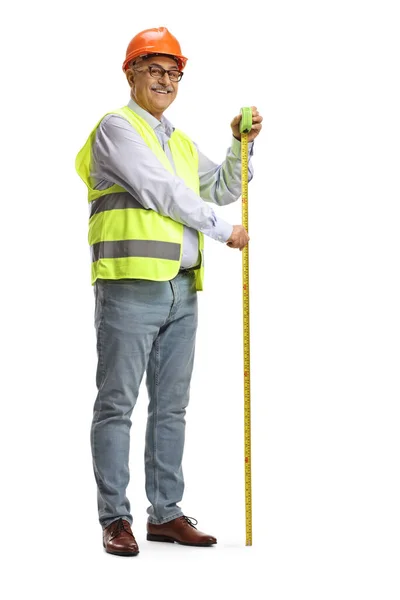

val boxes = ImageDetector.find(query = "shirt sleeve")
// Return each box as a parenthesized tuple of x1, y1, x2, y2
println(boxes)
(91, 115, 233, 243)
(196, 137, 254, 205)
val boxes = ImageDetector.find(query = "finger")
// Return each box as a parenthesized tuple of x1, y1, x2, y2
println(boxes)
(231, 114, 241, 126)
(252, 115, 263, 123)
(250, 124, 262, 132)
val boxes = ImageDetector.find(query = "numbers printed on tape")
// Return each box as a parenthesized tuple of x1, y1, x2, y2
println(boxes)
(240, 110, 252, 547)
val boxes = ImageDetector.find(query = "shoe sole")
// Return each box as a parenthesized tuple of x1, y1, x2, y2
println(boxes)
(103, 541, 139, 556)
(146, 533, 216, 547)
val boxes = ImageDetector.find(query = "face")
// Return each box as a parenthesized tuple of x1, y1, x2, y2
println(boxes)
(126, 55, 180, 119)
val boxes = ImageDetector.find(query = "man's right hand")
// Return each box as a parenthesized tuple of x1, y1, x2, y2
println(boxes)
(226, 225, 250, 250)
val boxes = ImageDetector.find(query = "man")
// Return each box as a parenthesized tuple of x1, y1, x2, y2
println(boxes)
(75, 26, 263, 556)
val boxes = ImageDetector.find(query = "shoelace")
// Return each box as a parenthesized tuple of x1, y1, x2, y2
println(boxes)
(110, 518, 134, 540)
(180, 516, 198, 529)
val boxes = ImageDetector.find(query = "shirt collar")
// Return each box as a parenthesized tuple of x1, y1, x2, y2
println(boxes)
(127, 98, 174, 138)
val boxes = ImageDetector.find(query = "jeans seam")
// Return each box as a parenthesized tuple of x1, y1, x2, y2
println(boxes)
(153, 336, 160, 517)
(166, 279, 180, 324)
(92, 286, 106, 495)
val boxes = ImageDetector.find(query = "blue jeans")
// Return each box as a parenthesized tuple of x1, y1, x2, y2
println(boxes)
(91, 271, 198, 529)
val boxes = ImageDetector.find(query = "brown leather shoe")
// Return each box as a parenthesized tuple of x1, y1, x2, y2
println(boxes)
(103, 518, 139, 556)
(147, 516, 217, 547)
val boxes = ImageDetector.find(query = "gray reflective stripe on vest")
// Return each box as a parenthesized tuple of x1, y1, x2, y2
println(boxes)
(89, 192, 144, 218)
(91, 240, 181, 262)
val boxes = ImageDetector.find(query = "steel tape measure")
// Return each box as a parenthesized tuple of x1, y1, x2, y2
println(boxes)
(240, 107, 253, 546)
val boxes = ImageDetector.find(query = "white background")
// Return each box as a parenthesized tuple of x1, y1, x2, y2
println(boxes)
(1, 0, 400, 598)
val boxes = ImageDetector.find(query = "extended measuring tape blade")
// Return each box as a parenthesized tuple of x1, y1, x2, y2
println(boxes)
(240, 106, 252, 546)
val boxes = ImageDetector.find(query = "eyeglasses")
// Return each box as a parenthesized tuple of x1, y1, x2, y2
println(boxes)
(133, 64, 184, 82)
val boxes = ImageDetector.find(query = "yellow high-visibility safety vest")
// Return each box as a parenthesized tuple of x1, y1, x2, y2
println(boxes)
(75, 106, 205, 291)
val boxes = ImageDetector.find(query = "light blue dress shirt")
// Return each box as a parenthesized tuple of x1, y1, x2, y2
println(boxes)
(91, 98, 254, 268)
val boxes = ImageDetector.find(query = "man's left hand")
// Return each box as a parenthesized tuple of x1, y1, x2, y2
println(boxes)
(231, 106, 263, 143)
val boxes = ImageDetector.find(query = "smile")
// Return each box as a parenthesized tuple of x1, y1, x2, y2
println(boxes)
(152, 89, 171, 95)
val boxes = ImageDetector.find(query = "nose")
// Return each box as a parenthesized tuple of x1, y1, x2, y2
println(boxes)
(158, 71, 171, 84)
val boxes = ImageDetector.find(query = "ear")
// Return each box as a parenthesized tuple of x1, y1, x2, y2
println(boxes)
(125, 68, 135, 89)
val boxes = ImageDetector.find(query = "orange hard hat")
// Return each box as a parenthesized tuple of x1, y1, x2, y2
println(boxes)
(122, 27, 188, 72)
